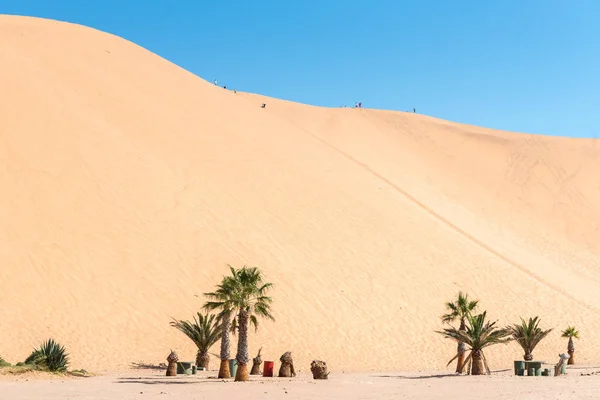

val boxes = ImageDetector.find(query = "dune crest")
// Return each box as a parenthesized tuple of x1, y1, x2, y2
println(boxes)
(1, 15, 599, 372)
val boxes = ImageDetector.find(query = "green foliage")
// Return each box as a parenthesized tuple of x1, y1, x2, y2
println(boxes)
(437, 311, 512, 372)
(561, 326, 579, 339)
(25, 338, 69, 372)
(507, 316, 552, 357)
(204, 265, 275, 332)
(0, 355, 10, 367)
(441, 292, 479, 324)
(170, 312, 222, 354)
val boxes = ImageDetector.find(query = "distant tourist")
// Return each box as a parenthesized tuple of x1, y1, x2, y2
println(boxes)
(214, 79, 218, 85)
(223, 85, 227, 89)
(359, 102, 362, 108)
(261, 103, 266, 108)
(234, 89, 237, 94)
(413, 108, 416, 113)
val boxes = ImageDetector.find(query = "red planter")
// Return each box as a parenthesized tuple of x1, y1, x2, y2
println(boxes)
(263, 361, 274, 377)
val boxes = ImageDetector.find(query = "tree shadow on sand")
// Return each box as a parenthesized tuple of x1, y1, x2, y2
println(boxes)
(130, 362, 166, 370)
(116, 376, 224, 385)
(374, 369, 511, 380)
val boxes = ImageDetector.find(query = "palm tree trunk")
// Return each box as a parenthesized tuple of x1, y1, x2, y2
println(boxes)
(524, 351, 533, 361)
(234, 310, 250, 382)
(471, 350, 485, 375)
(218, 310, 232, 379)
(197, 350, 210, 369)
(456, 318, 466, 373)
(567, 337, 575, 365)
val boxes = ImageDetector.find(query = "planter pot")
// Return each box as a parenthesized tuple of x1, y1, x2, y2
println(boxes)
(263, 361, 274, 377)
(228, 359, 238, 378)
(177, 362, 193, 375)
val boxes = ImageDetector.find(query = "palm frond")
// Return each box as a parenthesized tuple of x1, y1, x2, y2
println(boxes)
(170, 312, 222, 353)
(561, 326, 579, 339)
(507, 316, 552, 356)
(441, 292, 479, 324)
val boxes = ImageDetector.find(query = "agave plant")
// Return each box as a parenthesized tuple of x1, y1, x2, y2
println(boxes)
(170, 312, 222, 369)
(561, 326, 579, 365)
(437, 311, 512, 375)
(507, 317, 552, 361)
(24, 338, 69, 372)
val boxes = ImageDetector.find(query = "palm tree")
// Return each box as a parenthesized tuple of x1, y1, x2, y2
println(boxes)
(507, 316, 552, 361)
(170, 312, 222, 369)
(437, 311, 512, 375)
(203, 273, 238, 378)
(441, 292, 479, 373)
(205, 265, 274, 382)
(561, 326, 579, 365)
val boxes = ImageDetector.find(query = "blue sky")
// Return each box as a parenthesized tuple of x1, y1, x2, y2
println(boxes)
(2, 1, 598, 137)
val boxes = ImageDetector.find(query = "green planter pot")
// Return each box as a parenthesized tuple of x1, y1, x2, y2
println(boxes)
(177, 361, 193, 375)
(514, 361, 525, 375)
(229, 359, 238, 378)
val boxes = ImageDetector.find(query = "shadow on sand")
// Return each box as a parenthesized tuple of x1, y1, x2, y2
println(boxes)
(117, 377, 218, 385)
(130, 362, 166, 370)
(374, 369, 511, 380)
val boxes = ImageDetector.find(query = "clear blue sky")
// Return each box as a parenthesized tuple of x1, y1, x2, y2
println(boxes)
(2, 0, 599, 137)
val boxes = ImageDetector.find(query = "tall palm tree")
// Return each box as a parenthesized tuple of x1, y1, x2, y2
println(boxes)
(204, 273, 238, 378)
(561, 326, 579, 365)
(170, 312, 222, 369)
(507, 316, 552, 361)
(441, 292, 479, 373)
(206, 265, 274, 382)
(437, 311, 512, 375)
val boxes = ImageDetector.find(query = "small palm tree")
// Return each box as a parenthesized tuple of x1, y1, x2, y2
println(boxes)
(561, 326, 579, 365)
(170, 312, 222, 369)
(441, 292, 479, 373)
(205, 265, 274, 382)
(203, 273, 238, 378)
(507, 316, 552, 361)
(437, 311, 512, 375)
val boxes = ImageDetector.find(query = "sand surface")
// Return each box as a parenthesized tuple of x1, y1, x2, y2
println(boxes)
(1, 15, 600, 374)
(2, 367, 600, 400)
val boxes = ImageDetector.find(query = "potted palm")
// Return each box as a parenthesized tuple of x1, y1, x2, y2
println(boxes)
(170, 312, 222, 370)
(561, 326, 579, 365)
(437, 311, 512, 375)
(507, 316, 552, 361)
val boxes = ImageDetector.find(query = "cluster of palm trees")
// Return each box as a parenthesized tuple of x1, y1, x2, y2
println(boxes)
(171, 265, 274, 382)
(437, 292, 580, 375)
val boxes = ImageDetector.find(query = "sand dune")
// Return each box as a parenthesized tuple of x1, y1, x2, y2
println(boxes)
(1, 15, 600, 373)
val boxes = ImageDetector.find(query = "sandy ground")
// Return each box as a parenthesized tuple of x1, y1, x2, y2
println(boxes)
(2, 14, 600, 373)
(2, 367, 600, 400)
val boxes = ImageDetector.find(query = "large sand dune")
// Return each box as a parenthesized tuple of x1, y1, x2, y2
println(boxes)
(1, 15, 600, 373)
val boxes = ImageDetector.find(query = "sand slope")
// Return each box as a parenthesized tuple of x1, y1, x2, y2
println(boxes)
(1, 15, 600, 372)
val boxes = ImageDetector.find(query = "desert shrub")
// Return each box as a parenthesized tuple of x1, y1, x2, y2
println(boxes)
(0, 355, 10, 367)
(25, 338, 69, 372)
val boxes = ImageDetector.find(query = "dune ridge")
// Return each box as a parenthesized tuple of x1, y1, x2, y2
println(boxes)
(1, 15, 600, 373)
